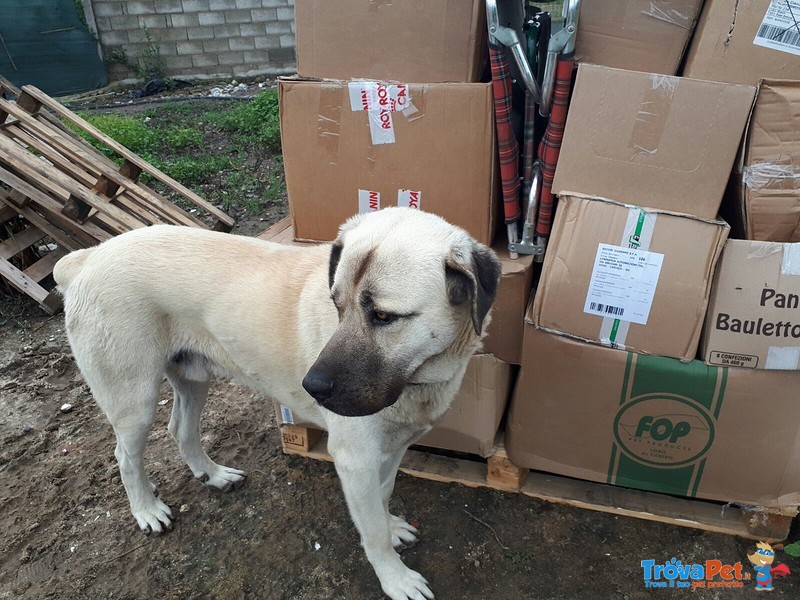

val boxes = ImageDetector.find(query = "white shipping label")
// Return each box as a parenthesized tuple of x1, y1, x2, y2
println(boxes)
(754, 0, 800, 57)
(358, 189, 381, 214)
(397, 189, 422, 209)
(280, 404, 294, 425)
(584, 244, 664, 325)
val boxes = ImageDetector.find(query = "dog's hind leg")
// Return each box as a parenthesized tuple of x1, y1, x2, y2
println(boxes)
(93, 379, 174, 535)
(166, 372, 247, 492)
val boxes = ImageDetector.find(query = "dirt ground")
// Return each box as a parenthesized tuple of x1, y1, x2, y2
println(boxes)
(1, 79, 799, 599)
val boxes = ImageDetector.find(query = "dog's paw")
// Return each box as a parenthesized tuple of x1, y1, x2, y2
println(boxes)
(133, 498, 173, 535)
(390, 514, 419, 551)
(380, 564, 434, 600)
(197, 465, 247, 492)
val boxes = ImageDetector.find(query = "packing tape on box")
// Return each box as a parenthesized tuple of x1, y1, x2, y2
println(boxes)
(358, 188, 422, 214)
(781, 243, 800, 275)
(318, 84, 342, 165)
(766, 346, 800, 369)
(645, 2, 694, 29)
(742, 162, 800, 190)
(629, 74, 677, 157)
(348, 81, 414, 145)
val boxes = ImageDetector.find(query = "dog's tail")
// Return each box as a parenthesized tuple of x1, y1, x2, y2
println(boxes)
(53, 248, 92, 291)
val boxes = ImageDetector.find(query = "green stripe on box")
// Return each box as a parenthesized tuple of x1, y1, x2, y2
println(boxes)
(608, 353, 726, 497)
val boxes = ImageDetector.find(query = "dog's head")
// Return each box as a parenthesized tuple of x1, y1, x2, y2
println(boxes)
(302, 207, 501, 417)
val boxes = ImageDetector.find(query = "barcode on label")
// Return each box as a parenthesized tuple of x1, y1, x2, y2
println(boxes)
(589, 302, 625, 316)
(757, 23, 800, 47)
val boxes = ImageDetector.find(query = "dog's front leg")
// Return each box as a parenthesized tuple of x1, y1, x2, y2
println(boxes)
(329, 433, 434, 600)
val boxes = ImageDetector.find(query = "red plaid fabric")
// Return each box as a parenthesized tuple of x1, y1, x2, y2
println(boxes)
(536, 55, 574, 238)
(489, 43, 521, 224)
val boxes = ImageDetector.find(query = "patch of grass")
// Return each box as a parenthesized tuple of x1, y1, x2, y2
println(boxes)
(262, 173, 284, 205)
(209, 90, 281, 149)
(161, 154, 231, 186)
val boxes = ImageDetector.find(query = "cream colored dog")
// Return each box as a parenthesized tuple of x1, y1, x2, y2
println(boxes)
(54, 207, 500, 600)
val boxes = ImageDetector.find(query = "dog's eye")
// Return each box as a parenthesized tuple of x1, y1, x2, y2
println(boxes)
(373, 310, 396, 325)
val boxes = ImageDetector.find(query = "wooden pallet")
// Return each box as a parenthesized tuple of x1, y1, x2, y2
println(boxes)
(0, 77, 235, 312)
(280, 425, 798, 542)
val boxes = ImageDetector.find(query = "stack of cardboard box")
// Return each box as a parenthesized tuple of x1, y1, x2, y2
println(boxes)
(275, 0, 524, 457)
(506, 38, 800, 507)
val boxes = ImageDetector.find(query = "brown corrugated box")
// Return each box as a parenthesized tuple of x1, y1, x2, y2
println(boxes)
(533, 194, 729, 361)
(294, 0, 486, 83)
(506, 327, 800, 508)
(279, 78, 497, 245)
(702, 239, 800, 370)
(683, 0, 800, 85)
(481, 244, 535, 365)
(275, 353, 514, 458)
(576, 0, 703, 75)
(552, 64, 756, 219)
(726, 80, 800, 242)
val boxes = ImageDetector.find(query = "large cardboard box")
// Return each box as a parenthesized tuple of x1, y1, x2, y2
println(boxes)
(276, 354, 514, 458)
(294, 0, 486, 83)
(506, 328, 800, 508)
(481, 244, 535, 365)
(279, 78, 497, 245)
(683, 0, 800, 85)
(552, 64, 756, 219)
(702, 239, 800, 370)
(576, 0, 703, 75)
(726, 80, 800, 242)
(533, 195, 729, 361)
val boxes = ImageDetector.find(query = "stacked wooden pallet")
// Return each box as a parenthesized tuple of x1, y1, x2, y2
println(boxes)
(0, 78, 234, 314)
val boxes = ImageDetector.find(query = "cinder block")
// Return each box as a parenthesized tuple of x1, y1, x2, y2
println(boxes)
(93, 2, 125, 17)
(254, 35, 281, 50)
(279, 33, 294, 48)
(267, 46, 295, 62)
(164, 55, 194, 69)
(208, 0, 237, 10)
(154, 28, 190, 41)
(243, 49, 269, 63)
(170, 13, 201, 28)
(223, 9, 251, 24)
(239, 22, 266, 37)
(266, 21, 291, 34)
(276, 7, 294, 21)
(202, 38, 230, 52)
(126, 1, 156, 16)
(262, 0, 289, 7)
(193, 53, 220, 67)
(95, 16, 113, 31)
(155, 0, 184, 14)
(234, 0, 262, 8)
(251, 8, 278, 21)
(213, 24, 240, 37)
(138, 15, 169, 29)
(198, 11, 225, 26)
(229, 36, 255, 50)
(218, 50, 245, 65)
(181, 0, 210, 10)
(176, 40, 205, 55)
(99, 30, 130, 46)
(109, 15, 140, 30)
(187, 26, 215, 40)
(157, 42, 179, 56)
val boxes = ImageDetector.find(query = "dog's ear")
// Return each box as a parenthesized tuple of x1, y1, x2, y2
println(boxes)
(445, 243, 501, 335)
(329, 241, 343, 289)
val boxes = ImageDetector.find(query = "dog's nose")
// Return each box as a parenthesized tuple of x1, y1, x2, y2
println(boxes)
(302, 369, 335, 402)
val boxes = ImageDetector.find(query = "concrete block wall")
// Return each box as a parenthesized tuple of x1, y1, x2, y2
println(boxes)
(86, 0, 296, 81)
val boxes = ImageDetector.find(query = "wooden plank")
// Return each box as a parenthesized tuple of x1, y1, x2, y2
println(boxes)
(0, 256, 49, 303)
(0, 203, 17, 223)
(23, 247, 67, 283)
(0, 134, 144, 232)
(0, 225, 45, 260)
(19, 86, 235, 229)
(0, 99, 200, 229)
(279, 426, 797, 542)
(257, 217, 293, 241)
(0, 172, 106, 248)
(281, 426, 324, 454)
